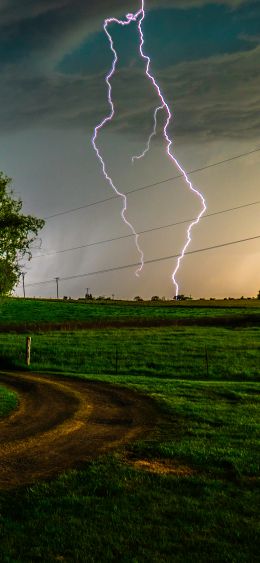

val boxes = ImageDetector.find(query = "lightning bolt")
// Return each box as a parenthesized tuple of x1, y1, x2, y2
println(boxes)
(92, 13, 144, 277)
(132, 105, 164, 163)
(93, 1, 207, 296)
(134, 1, 207, 297)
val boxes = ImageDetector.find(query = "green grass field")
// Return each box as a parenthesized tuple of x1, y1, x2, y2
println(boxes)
(0, 384, 18, 418)
(0, 296, 260, 327)
(0, 298, 259, 562)
(0, 376, 259, 562)
(0, 325, 259, 380)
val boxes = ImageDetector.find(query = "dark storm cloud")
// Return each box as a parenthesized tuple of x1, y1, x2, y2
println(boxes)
(0, 0, 255, 70)
(0, 0, 258, 139)
(0, 0, 251, 28)
(89, 44, 260, 141)
(0, 1, 70, 25)
(154, 45, 260, 140)
(1, 43, 259, 140)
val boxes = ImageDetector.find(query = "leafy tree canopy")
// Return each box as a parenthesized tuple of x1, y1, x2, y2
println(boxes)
(0, 172, 45, 295)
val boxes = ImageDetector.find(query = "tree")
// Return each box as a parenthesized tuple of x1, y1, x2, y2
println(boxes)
(0, 172, 45, 295)
(257, 290, 260, 300)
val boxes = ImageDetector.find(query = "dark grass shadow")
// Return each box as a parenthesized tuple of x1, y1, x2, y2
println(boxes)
(0, 354, 23, 371)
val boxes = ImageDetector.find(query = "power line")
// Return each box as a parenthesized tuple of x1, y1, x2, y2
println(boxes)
(44, 147, 260, 220)
(34, 199, 260, 258)
(26, 234, 260, 287)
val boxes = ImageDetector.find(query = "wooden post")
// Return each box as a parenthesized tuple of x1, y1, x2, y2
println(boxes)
(205, 346, 209, 377)
(26, 336, 31, 367)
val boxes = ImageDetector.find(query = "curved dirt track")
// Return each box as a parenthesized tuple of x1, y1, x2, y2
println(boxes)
(0, 372, 158, 489)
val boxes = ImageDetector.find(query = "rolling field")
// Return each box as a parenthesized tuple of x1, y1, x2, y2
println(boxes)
(0, 296, 260, 328)
(0, 297, 259, 562)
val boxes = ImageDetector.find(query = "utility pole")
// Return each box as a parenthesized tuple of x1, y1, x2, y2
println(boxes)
(22, 272, 26, 298)
(55, 277, 60, 299)
(85, 288, 89, 296)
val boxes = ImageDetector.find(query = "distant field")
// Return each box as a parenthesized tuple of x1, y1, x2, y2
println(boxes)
(0, 385, 17, 417)
(0, 297, 260, 330)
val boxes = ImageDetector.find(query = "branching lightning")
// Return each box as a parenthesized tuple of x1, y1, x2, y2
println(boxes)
(132, 105, 164, 162)
(93, 0, 207, 295)
(92, 14, 144, 276)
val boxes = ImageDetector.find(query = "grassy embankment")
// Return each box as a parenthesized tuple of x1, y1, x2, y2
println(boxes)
(0, 298, 259, 562)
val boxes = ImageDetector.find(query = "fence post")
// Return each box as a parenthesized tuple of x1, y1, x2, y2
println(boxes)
(26, 336, 31, 367)
(205, 346, 209, 377)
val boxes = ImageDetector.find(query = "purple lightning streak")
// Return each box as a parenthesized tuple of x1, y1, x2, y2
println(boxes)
(93, 1, 206, 294)
(92, 13, 144, 277)
(134, 0, 207, 296)
(132, 105, 164, 163)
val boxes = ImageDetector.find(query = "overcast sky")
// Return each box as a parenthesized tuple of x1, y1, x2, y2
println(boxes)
(1, 0, 259, 299)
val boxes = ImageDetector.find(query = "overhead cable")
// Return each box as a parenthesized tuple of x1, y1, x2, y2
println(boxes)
(44, 147, 260, 220)
(33, 199, 260, 258)
(25, 234, 260, 287)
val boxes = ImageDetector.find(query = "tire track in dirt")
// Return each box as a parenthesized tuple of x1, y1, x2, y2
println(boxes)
(0, 372, 158, 489)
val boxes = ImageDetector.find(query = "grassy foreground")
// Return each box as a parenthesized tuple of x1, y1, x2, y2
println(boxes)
(0, 298, 259, 561)
(0, 384, 18, 418)
(0, 375, 259, 562)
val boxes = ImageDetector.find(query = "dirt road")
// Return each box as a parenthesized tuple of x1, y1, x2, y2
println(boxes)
(0, 372, 158, 489)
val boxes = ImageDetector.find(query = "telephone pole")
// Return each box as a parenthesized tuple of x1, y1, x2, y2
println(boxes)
(22, 272, 26, 298)
(55, 277, 60, 299)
